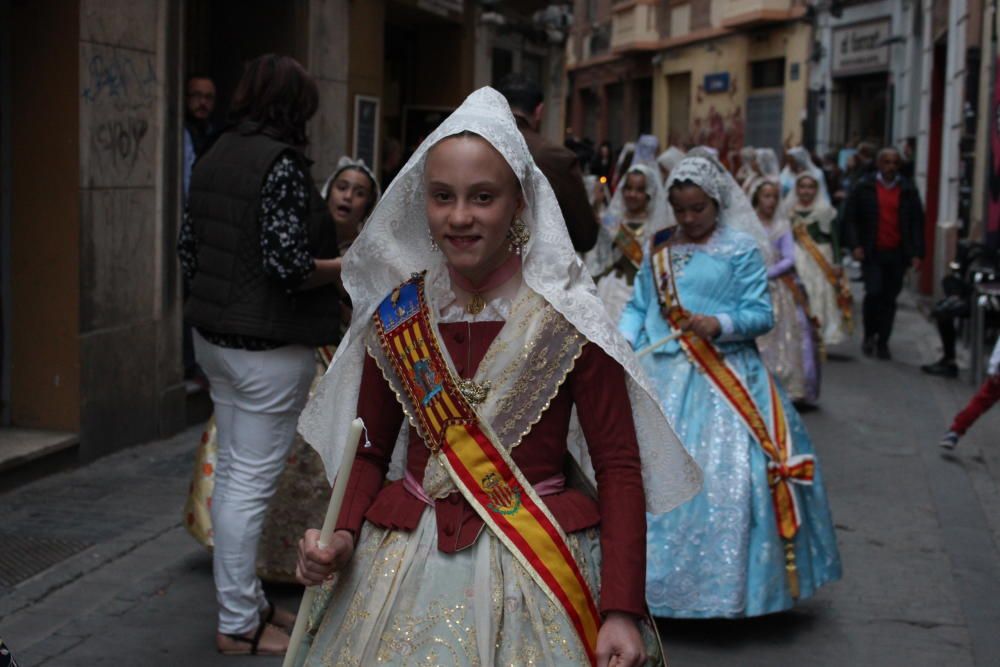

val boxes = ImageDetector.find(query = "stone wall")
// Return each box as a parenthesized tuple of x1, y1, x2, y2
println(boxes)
(77, 0, 184, 459)
(306, 0, 349, 186)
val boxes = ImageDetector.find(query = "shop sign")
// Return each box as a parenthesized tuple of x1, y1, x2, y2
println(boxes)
(703, 72, 730, 93)
(832, 19, 891, 77)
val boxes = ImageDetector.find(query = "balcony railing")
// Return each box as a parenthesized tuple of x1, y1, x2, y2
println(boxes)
(721, 0, 799, 29)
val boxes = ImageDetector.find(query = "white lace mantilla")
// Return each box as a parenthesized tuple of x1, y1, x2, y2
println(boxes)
(298, 87, 701, 514)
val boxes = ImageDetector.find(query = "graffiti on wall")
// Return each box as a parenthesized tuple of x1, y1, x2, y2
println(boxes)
(82, 51, 158, 110)
(81, 47, 158, 185)
(688, 105, 745, 167)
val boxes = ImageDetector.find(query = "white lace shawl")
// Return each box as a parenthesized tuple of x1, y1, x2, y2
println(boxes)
(297, 87, 702, 514)
(666, 155, 773, 263)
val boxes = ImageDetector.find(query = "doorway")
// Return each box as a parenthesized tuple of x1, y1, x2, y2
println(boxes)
(0, 0, 82, 466)
(833, 72, 890, 147)
(667, 72, 691, 146)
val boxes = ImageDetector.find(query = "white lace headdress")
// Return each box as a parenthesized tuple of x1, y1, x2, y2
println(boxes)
(630, 134, 661, 171)
(748, 177, 790, 242)
(298, 87, 701, 514)
(656, 147, 686, 177)
(320, 156, 382, 202)
(780, 146, 830, 205)
(755, 148, 780, 177)
(666, 155, 773, 261)
(603, 163, 672, 235)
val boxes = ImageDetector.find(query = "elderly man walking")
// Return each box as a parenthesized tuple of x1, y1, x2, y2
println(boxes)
(843, 147, 925, 359)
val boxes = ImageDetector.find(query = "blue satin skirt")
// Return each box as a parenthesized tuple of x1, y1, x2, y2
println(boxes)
(642, 345, 842, 618)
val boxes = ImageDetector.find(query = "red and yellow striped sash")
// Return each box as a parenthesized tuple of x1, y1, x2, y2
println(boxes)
(652, 248, 815, 591)
(373, 276, 601, 664)
(792, 223, 853, 328)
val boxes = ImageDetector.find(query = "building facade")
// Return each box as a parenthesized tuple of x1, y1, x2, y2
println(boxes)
(0, 0, 569, 468)
(811, 0, 990, 294)
(566, 0, 813, 164)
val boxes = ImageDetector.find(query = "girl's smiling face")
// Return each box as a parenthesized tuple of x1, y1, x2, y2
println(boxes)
(796, 176, 818, 207)
(622, 172, 651, 216)
(424, 134, 524, 286)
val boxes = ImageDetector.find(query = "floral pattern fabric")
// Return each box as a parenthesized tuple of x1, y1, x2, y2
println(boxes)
(178, 154, 316, 350)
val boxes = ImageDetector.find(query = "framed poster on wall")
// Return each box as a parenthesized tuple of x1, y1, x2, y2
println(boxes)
(353, 95, 380, 174)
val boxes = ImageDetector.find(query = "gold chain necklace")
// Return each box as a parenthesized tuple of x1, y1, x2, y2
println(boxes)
(457, 321, 491, 405)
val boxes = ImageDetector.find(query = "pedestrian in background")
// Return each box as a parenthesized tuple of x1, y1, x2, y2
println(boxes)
(591, 139, 615, 180)
(177, 53, 343, 657)
(842, 147, 925, 359)
(182, 73, 218, 385)
(183, 73, 218, 199)
(939, 337, 1000, 448)
(498, 73, 599, 253)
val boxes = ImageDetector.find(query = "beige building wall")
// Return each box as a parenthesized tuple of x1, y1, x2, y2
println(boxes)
(653, 21, 811, 155)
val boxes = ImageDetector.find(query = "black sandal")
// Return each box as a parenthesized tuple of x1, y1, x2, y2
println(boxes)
(218, 623, 285, 656)
(260, 596, 295, 633)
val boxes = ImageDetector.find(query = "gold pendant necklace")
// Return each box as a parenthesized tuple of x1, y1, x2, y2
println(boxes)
(458, 321, 490, 405)
(466, 293, 486, 315)
(458, 377, 491, 405)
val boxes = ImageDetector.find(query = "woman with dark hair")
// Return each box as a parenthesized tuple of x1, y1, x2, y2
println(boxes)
(177, 54, 342, 656)
(590, 140, 614, 180)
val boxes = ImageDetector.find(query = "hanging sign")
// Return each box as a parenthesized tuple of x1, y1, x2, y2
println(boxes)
(832, 18, 891, 77)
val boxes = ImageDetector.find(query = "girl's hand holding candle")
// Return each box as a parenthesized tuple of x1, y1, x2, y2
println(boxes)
(296, 529, 354, 586)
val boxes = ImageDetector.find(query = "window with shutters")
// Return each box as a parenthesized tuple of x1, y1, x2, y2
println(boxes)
(690, 0, 711, 30)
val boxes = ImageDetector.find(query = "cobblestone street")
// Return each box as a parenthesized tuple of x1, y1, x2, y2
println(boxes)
(1, 288, 998, 667)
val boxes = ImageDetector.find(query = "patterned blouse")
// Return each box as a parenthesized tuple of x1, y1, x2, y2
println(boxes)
(178, 154, 319, 350)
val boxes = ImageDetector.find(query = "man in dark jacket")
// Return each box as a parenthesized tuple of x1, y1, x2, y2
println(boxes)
(843, 147, 925, 359)
(498, 74, 598, 253)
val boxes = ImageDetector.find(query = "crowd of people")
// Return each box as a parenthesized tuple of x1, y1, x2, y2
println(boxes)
(175, 53, 968, 666)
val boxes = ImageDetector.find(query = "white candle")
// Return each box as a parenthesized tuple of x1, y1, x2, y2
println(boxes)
(636, 330, 683, 358)
(283, 417, 365, 667)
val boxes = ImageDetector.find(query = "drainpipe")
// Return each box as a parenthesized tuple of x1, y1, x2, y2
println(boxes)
(934, 0, 969, 296)
(971, 0, 995, 243)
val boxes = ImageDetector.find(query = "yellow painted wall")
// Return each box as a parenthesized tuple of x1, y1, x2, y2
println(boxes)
(653, 22, 811, 152)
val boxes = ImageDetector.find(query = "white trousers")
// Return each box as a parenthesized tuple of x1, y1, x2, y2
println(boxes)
(193, 331, 315, 634)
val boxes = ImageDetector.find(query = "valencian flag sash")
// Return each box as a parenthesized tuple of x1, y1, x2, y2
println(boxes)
(792, 223, 854, 332)
(373, 274, 602, 664)
(651, 240, 815, 595)
(613, 223, 646, 268)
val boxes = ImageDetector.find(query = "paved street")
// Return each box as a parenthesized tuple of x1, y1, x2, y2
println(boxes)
(1, 288, 998, 667)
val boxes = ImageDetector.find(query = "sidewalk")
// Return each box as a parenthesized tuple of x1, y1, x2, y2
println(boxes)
(1, 287, 998, 666)
(0, 426, 295, 666)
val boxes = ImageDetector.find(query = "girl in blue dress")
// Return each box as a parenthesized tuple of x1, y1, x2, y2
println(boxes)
(620, 155, 841, 618)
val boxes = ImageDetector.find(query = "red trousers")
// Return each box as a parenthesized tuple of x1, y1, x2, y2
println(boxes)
(951, 375, 1000, 435)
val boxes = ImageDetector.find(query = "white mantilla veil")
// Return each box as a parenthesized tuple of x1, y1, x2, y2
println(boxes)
(667, 154, 773, 263)
(780, 146, 830, 205)
(298, 87, 701, 514)
(603, 163, 672, 234)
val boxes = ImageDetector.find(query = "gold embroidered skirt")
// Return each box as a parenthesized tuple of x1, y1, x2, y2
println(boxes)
(297, 508, 661, 666)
